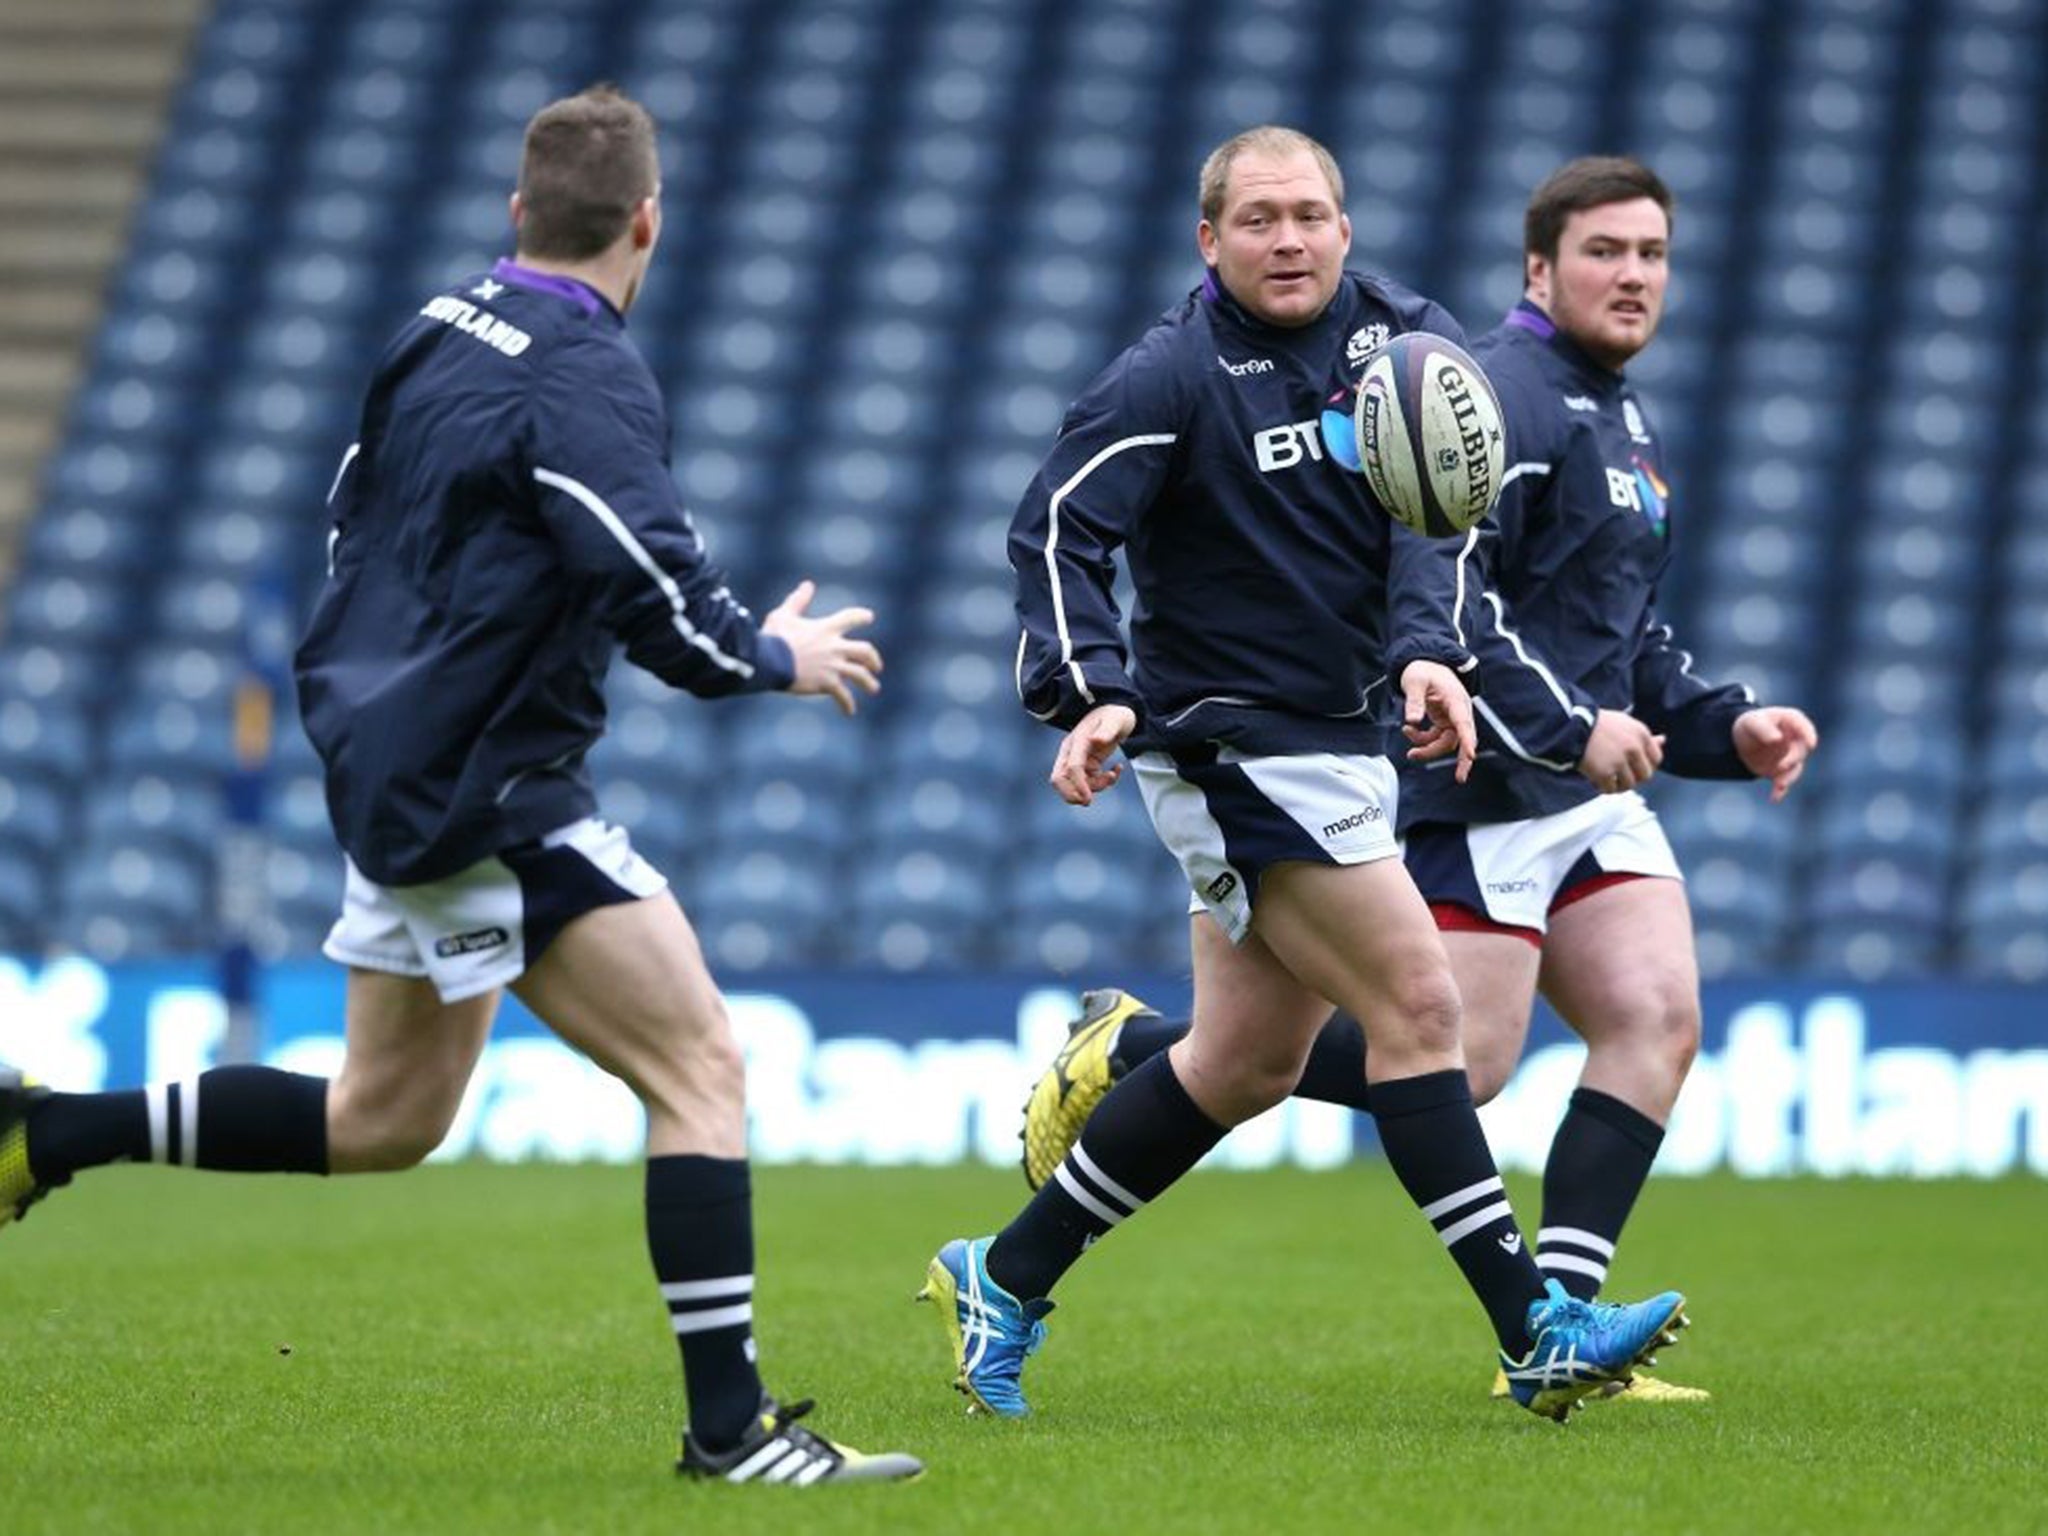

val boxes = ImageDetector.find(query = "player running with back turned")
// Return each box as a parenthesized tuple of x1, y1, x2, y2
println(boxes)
(1021, 156, 1817, 1406)
(0, 85, 919, 1487)
(919, 127, 1690, 1425)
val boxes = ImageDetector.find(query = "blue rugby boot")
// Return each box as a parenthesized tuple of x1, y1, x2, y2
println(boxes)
(1501, 1278, 1690, 1422)
(915, 1236, 1052, 1418)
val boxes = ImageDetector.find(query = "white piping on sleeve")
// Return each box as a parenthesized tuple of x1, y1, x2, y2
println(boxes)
(534, 466, 752, 678)
(1646, 621, 1756, 704)
(1480, 591, 1596, 729)
(1474, 696, 1577, 771)
(1450, 525, 1479, 648)
(325, 442, 360, 504)
(1039, 433, 1175, 705)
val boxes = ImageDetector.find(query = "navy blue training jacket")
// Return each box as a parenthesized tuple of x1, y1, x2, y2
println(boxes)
(1394, 299, 1755, 829)
(1010, 270, 1476, 758)
(295, 259, 794, 886)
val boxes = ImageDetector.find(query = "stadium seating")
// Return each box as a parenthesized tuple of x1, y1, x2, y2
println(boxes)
(2, 0, 2044, 983)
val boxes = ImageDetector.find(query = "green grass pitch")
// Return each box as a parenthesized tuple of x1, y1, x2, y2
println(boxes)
(2, 1162, 2041, 1534)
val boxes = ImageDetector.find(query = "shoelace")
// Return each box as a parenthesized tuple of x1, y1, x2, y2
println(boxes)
(760, 1400, 842, 1465)
(1531, 1293, 1594, 1335)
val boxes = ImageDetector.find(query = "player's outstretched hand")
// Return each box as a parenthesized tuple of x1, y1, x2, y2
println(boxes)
(764, 579, 883, 716)
(1733, 706, 1819, 803)
(1401, 662, 1477, 783)
(1051, 704, 1137, 806)
(1579, 709, 1665, 793)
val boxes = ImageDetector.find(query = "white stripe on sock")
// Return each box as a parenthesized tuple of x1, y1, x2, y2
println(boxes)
(1436, 1199, 1517, 1249)
(146, 1083, 169, 1165)
(1420, 1175, 1504, 1223)
(671, 1301, 753, 1335)
(179, 1077, 200, 1168)
(1068, 1143, 1142, 1214)
(1537, 1225, 1616, 1259)
(1537, 1252, 1609, 1282)
(1054, 1161, 1127, 1227)
(660, 1275, 755, 1303)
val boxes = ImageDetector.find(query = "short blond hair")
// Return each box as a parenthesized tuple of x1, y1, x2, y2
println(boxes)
(1198, 126, 1345, 224)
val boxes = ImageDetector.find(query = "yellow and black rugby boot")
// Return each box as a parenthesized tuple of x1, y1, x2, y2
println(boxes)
(1, 1064, 58, 1230)
(1020, 988, 1159, 1190)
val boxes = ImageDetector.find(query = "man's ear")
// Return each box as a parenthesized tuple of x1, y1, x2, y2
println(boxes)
(632, 195, 660, 250)
(509, 191, 525, 230)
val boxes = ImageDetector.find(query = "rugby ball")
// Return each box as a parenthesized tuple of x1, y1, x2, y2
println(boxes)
(1352, 332, 1507, 538)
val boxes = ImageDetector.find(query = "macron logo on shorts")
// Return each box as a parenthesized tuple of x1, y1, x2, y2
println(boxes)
(1321, 806, 1385, 839)
(434, 926, 510, 958)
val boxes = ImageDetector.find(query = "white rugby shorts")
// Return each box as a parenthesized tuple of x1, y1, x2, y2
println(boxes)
(1131, 745, 1402, 944)
(1403, 790, 1682, 935)
(323, 817, 667, 1002)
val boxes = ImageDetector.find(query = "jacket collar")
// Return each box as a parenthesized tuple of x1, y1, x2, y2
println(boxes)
(491, 258, 623, 324)
(1507, 298, 1624, 386)
(1201, 266, 1346, 344)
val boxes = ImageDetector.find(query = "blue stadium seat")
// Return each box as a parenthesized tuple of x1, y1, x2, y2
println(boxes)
(1801, 922, 1943, 981)
(1803, 851, 1946, 932)
(836, 908, 989, 973)
(105, 700, 237, 777)
(57, 836, 211, 958)
(0, 771, 70, 862)
(0, 643, 106, 711)
(4, 573, 130, 650)
(867, 767, 1015, 855)
(1824, 716, 1968, 793)
(83, 773, 224, 861)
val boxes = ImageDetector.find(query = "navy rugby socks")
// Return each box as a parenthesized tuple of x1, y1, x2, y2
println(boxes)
(1118, 1010, 1373, 1111)
(1535, 1087, 1665, 1300)
(1371, 1069, 1545, 1353)
(987, 1053, 1227, 1302)
(26, 1067, 329, 1177)
(646, 1155, 766, 1453)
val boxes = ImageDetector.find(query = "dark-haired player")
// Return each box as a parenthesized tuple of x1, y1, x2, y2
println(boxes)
(920, 128, 1689, 1425)
(1021, 156, 1816, 1405)
(0, 85, 918, 1486)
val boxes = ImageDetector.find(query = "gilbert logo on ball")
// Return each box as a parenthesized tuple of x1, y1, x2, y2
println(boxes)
(1353, 332, 1507, 538)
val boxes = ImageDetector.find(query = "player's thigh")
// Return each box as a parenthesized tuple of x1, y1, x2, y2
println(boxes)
(1252, 857, 1462, 1069)
(1538, 876, 1700, 1051)
(1186, 911, 1333, 1063)
(330, 969, 499, 1166)
(1173, 911, 1334, 1122)
(1441, 928, 1543, 1103)
(511, 889, 733, 1093)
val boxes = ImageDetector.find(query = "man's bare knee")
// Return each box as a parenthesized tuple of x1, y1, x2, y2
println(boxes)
(1648, 989, 1702, 1079)
(1383, 964, 1463, 1057)
(631, 1012, 744, 1116)
(1465, 1038, 1521, 1106)
(1173, 1037, 1303, 1126)
(328, 1086, 459, 1172)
